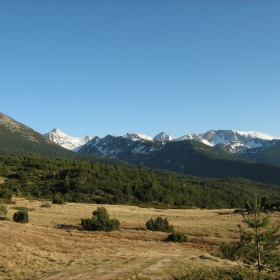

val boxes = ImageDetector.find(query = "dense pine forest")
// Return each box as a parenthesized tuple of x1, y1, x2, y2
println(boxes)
(1, 155, 280, 209)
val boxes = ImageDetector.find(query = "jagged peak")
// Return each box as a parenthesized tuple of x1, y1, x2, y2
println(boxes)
(153, 132, 176, 142)
(124, 132, 153, 141)
(44, 128, 92, 151)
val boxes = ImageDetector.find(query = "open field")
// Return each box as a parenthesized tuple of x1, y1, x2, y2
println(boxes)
(1, 198, 279, 280)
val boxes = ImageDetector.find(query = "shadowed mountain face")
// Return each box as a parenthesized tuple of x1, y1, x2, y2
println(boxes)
(0, 113, 134, 168)
(45, 127, 280, 167)
(0, 112, 67, 157)
(78, 136, 280, 185)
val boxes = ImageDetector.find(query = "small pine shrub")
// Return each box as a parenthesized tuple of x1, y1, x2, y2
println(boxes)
(166, 232, 188, 243)
(13, 210, 29, 223)
(81, 206, 120, 232)
(52, 193, 65, 204)
(221, 242, 244, 261)
(146, 216, 174, 233)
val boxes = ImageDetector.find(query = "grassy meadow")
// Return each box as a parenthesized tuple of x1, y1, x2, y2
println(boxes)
(1, 197, 279, 280)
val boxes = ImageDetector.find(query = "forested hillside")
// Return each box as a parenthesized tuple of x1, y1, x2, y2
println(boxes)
(1, 155, 280, 209)
(0, 113, 134, 168)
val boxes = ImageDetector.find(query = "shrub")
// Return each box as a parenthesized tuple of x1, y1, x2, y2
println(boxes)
(81, 206, 120, 232)
(166, 232, 188, 243)
(221, 241, 245, 261)
(146, 216, 174, 232)
(13, 210, 29, 223)
(52, 193, 65, 204)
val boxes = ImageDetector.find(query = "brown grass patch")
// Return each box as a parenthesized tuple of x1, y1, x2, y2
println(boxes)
(0, 197, 279, 279)
(0, 176, 5, 184)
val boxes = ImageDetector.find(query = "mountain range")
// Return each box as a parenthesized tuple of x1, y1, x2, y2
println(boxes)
(1, 112, 280, 185)
(43, 126, 280, 185)
(44, 128, 280, 165)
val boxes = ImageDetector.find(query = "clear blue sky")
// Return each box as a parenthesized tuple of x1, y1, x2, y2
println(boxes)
(1, 1, 280, 138)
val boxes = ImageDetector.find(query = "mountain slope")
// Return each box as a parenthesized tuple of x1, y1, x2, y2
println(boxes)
(78, 133, 280, 186)
(238, 140, 280, 166)
(0, 113, 134, 168)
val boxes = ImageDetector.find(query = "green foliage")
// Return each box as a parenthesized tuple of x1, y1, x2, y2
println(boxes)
(146, 216, 174, 233)
(221, 242, 248, 261)
(52, 193, 65, 204)
(173, 266, 280, 280)
(13, 210, 29, 223)
(0, 154, 280, 209)
(0, 187, 13, 201)
(166, 232, 188, 243)
(81, 206, 120, 231)
(222, 195, 280, 273)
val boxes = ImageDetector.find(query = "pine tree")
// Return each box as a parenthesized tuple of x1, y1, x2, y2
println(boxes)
(238, 194, 280, 272)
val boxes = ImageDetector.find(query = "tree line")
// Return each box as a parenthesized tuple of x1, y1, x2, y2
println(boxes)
(0, 155, 280, 209)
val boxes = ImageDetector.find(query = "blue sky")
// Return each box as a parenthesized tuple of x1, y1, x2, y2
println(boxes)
(1, 1, 280, 138)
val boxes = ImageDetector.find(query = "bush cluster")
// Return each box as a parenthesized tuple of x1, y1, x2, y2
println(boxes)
(146, 216, 174, 232)
(13, 210, 29, 223)
(81, 206, 120, 232)
(166, 232, 188, 243)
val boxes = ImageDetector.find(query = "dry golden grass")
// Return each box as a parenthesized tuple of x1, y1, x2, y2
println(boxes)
(0, 177, 5, 184)
(1, 197, 279, 280)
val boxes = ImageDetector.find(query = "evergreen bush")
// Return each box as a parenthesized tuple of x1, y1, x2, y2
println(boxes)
(166, 232, 188, 243)
(146, 216, 174, 232)
(13, 210, 29, 223)
(221, 242, 244, 261)
(52, 193, 65, 204)
(81, 206, 120, 232)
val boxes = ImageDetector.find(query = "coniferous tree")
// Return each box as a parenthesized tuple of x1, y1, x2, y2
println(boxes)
(240, 194, 280, 272)
(222, 195, 280, 272)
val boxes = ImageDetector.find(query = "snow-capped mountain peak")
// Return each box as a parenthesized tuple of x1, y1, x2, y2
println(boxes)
(44, 129, 92, 151)
(124, 133, 153, 141)
(153, 132, 176, 142)
(175, 130, 279, 153)
(235, 130, 278, 140)
(45, 128, 279, 156)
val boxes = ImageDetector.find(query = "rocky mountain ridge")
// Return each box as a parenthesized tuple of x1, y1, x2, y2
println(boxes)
(44, 128, 279, 155)
(44, 129, 92, 151)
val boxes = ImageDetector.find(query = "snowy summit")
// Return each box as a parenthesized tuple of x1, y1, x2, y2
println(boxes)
(44, 129, 92, 151)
